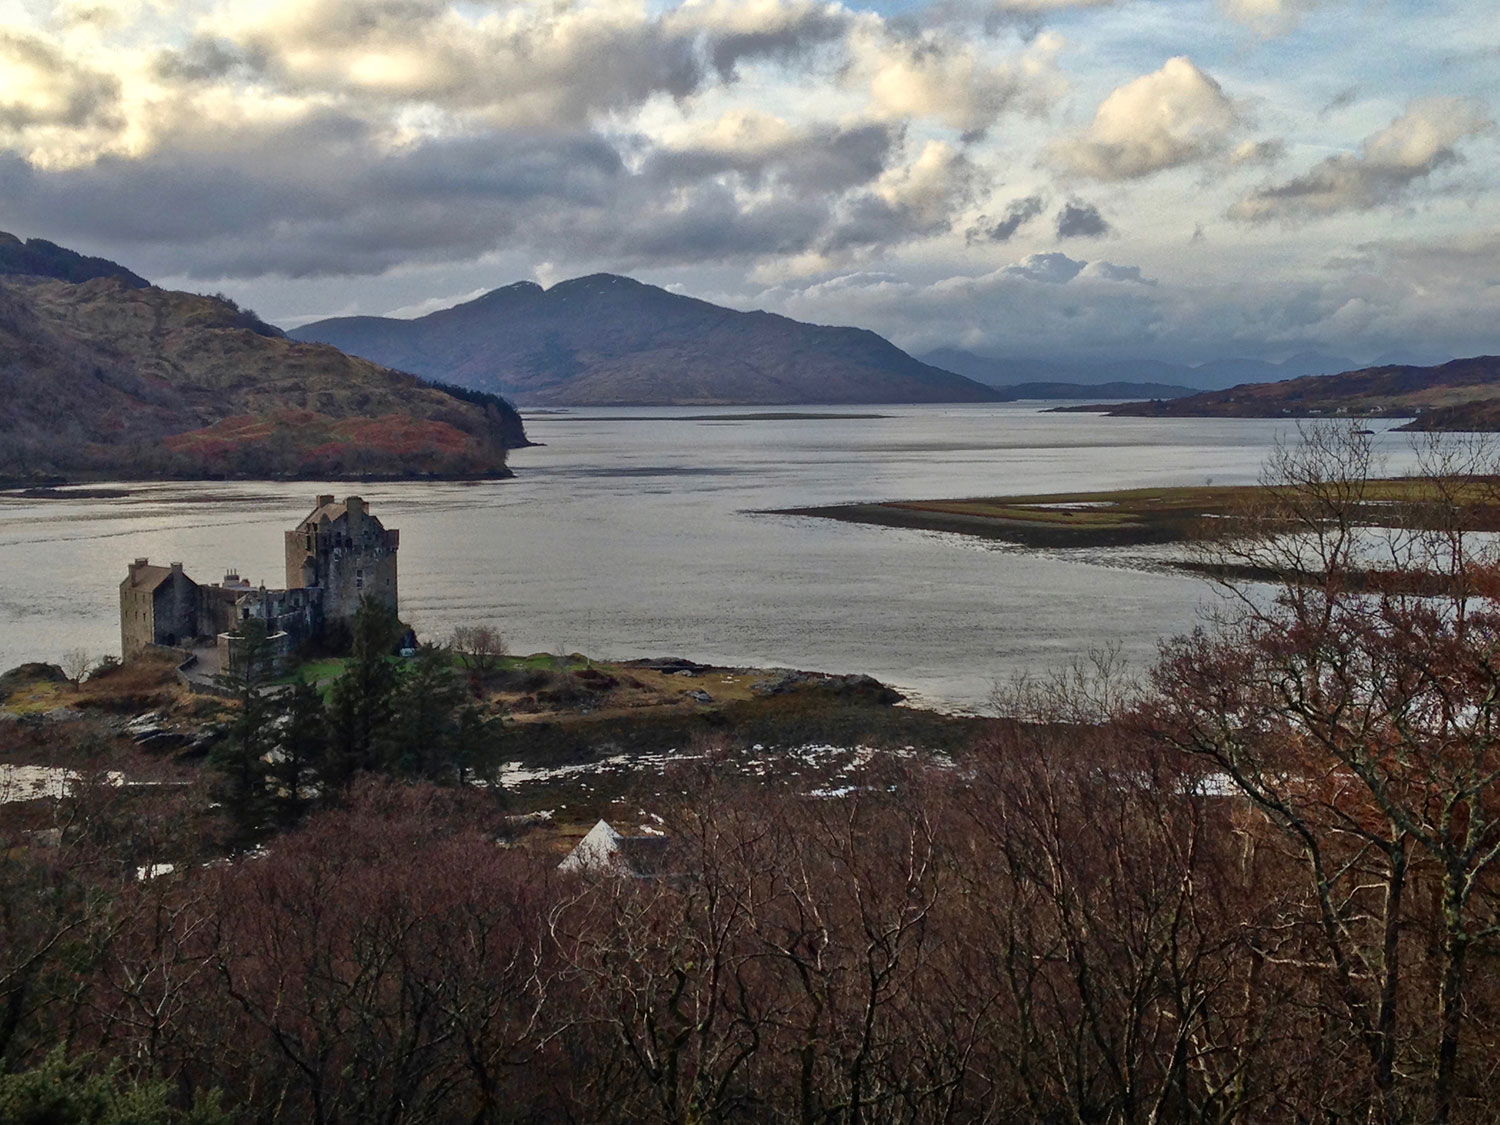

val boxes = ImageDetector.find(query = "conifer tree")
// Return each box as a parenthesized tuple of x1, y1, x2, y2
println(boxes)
(267, 677, 327, 823)
(325, 598, 402, 786)
(379, 642, 472, 779)
(208, 620, 277, 838)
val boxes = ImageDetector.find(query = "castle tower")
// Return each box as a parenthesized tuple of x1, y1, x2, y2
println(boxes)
(284, 495, 399, 627)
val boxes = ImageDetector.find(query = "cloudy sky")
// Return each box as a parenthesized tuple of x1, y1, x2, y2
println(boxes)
(1, 0, 1496, 365)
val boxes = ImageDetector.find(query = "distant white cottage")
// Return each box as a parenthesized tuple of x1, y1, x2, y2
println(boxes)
(559, 820, 674, 879)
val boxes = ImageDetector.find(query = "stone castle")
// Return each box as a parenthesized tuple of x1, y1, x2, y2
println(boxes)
(121, 495, 399, 664)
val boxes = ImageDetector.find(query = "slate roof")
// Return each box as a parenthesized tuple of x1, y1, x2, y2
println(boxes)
(122, 564, 178, 592)
(294, 499, 348, 529)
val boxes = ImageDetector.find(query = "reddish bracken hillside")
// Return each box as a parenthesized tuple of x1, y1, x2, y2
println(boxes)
(0, 239, 526, 480)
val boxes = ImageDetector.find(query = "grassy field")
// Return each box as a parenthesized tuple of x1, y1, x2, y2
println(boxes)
(777, 476, 1500, 549)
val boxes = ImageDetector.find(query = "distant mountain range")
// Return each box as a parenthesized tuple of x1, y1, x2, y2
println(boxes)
(0, 232, 525, 481)
(1003, 380, 1200, 401)
(921, 346, 1390, 393)
(291, 275, 1005, 406)
(1077, 355, 1500, 431)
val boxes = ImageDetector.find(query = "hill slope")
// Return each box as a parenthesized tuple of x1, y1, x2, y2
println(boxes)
(1089, 356, 1500, 430)
(0, 240, 526, 481)
(291, 274, 1007, 406)
(922, 345, 1355, 393)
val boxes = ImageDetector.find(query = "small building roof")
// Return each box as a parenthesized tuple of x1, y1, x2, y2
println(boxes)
(559, 819, 675, 878)
(121, 560, 188, 592)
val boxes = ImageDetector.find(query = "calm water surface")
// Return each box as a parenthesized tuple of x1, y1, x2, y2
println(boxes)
(0, 405, 1420, 710)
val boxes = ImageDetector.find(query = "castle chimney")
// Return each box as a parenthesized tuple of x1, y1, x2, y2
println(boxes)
(131, 557, 148, 572)
(317, 494, 334, 508)
(345, 496, 366, 517)
(169, 562, 184, 573)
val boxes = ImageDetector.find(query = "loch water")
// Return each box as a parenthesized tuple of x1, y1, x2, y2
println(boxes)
(0, 404, 1422, 711)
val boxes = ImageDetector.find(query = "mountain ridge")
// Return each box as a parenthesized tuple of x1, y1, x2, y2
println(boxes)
(292, 274, 1009, 406)
(0, 231, 151, 289)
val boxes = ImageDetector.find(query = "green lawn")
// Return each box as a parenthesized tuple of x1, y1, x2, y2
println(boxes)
(273, 658, 348, 686)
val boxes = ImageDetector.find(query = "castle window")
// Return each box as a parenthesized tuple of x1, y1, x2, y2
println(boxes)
(355, 568, 364, 590)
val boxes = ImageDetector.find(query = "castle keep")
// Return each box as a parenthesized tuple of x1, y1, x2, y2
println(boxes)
(120, 495, 399, 663)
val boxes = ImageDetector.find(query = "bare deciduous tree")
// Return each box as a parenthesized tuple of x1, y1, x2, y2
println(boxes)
(450, 624, 508, 681)
(1147, 424, 1500, 1123)
(60, 648, 91, 688)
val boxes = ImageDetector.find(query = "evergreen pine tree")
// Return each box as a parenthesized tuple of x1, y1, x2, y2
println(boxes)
(325, 598, 402, 787)
(378, 642, 469, 778)
(208, 620, 277, 838)
(266, 677, 328, 824)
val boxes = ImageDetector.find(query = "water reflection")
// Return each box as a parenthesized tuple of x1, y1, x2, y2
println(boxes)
(0, 404, 1423, 711)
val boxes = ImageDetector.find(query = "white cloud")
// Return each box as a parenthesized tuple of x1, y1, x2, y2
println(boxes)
(1221, 0, 1322, 36)
(1001, 251, 1086, 282)
(1230, 97, 1493, 222)
(874, 140, 977, 228)
(852, 26, 1064, 137)
(1053, 56, 1241, 181)
(1229, 138, 1285, 166)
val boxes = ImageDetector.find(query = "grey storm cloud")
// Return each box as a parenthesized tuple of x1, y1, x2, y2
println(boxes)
(1087, 261, 1154, 284)
(153, 36, 269, 83)
(971, 194, 1046, 242)
(705, 8, 856, 78)
(643, 122, 899, 195)
(0, 108, 968, 280)
(0, 0, 1031, 281)
(1055, 200, 1111, 238)
(165, 0, 859, 130)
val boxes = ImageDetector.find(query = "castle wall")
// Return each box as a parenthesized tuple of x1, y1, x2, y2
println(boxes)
(218, 629, 297, 678)
(150, 570, 200, 649)
(120, 586, 156, 660)
(232, 586, 321, 646)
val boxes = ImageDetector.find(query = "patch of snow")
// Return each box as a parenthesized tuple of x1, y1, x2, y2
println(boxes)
(0, 765, 125, 802)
